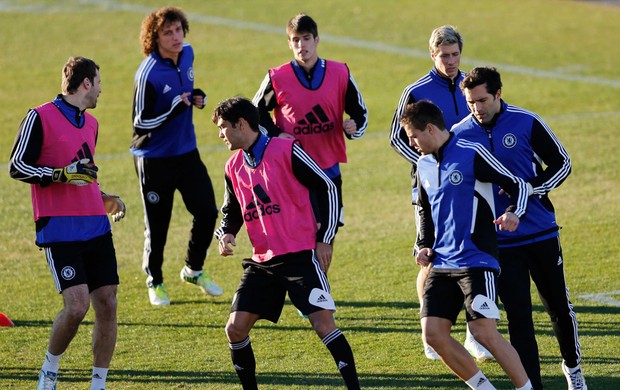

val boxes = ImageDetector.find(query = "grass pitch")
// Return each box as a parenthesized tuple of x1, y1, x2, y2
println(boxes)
(1, 0, 619, 389)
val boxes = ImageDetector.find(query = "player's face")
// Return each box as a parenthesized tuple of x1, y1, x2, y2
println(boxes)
(403, 123, 432, 154)
(156, 20, 185, 61)
(432, 43, 461, 80)
(217, 118, 244, 151)
(85, 70, 101, 109)
(464, 84, 502, 124)
(288, 31, 319, 65)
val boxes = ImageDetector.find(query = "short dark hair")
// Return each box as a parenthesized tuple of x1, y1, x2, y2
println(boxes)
(212, 97, 260, 131)
(400, 100, 446, 131)
(140, 6, 189, 56)
(460, 66, 503, 96)
(61, 56, 100, 95)
(287, 13, 318, 38)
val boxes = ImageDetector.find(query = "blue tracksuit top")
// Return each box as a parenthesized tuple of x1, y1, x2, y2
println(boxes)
(453, 100, 572, 247)
(390, 67, 470, 165)
(416, 134, 528, 270)
(131, 43, 198, 158)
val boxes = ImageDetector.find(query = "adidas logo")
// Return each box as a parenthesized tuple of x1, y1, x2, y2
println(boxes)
(557, 256, 563, 266)
(163, 84, 171, 94)
(476, 377, 487, 387)
(92, 373, 102, 379)
(316, 294, 328, 303)
(244, 184, 280, 221)
(293, 104, 335, 135)
(337, 361, 348, 370)
(478, 302, 490, 311)
(233, 364, 244, 371)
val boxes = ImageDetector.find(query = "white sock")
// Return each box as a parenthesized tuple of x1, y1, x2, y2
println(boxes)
(516, 379, 533, 390)
(41, 350, 62, 373)
(183, 265, 202, 276)
(465, 370, 496, 389)
(90, 367, 108, 390)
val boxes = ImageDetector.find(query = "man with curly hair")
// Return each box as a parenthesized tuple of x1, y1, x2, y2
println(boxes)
(131, 6, 222, 306)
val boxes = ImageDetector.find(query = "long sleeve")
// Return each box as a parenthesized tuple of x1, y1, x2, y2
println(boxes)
(132, 79, 188, 136)
(389, 87, 420, 165)
(291, 143, 338, 244)
(528, 117, 571, 195)
(343, 70, 368, 140)
(252, 72, 282, 137)
(9, 110, 55, 185)
(415, 176, 435, 251)
(214, 174, 245, 240)
(464, 139, 529, 219)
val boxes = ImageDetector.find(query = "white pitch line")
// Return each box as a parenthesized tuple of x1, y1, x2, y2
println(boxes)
(578, 290, 620, 307)
(1, 0, 620, 88)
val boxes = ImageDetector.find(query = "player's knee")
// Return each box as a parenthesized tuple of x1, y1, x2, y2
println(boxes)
(64, 301, 90, 323)
(309, 311, 336, 338)
(225, 320, 249, 342)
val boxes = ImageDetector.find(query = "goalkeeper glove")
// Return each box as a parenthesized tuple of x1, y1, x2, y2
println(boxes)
(52, 158, 98, 186)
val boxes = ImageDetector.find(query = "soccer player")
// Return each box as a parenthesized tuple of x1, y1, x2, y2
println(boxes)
(389, 25, 491, 361)
(213, 97, 360, 390)
(253, 13, 368, 245)
(131, 6, 222, 306)
(9, 56, 125, 390)
(401, 100, 533, 390)
(455, 66, 586, 390)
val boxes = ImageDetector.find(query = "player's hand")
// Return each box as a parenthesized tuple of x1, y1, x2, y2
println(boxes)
(219, 233, 236, 256)
(180, 91, 192, 106)
(416, 247, 433, 267)
(343, 118, 357, 135)
(52, 159, 98, 186)
(315, 242, 333, 272)
(102, 193, 126, 222)
(192, 88, 206, 109)
(494, 212, 519, 232)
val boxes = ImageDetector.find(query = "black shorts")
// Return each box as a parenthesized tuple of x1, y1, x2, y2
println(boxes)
(231, 250, 335, 323)
(44, 232, 119, 293)
(421, 267, 500, 323)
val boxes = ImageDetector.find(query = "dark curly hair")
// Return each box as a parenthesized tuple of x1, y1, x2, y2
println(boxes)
(140, 6, 189, 57)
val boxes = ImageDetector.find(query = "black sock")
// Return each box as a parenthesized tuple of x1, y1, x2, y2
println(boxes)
(322, 328, 360, 390)
(229, 336, 257, 390)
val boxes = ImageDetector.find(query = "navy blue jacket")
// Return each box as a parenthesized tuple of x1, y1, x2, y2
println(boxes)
(417, 134, 528, 270)
(453, 100, 571, 247)
(131, 43, 199, 158)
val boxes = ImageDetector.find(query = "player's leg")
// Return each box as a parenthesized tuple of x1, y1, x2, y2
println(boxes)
(529, 237, 586, 388)
(227, 259, 285, 389)
(135, 156, 175, 304)
(462, 269, 531, 389)
(86, 234, 119, 389)
(177, 150, 221, 296)
(498, 245, 542, 389)
(308, 310, 360, 390)
(423, 316, 482, 380)
(90, 285, 117, 389)
(225, 311, 260, 390)
(468, 318, 530, 388)
(287, 250, 359, 389)
(417, 264, 440, 359)
(135, 156, 174, 283)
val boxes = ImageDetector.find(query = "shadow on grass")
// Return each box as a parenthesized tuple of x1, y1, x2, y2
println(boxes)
(0, 366, 472, 388)
(4, 365, 619, 388)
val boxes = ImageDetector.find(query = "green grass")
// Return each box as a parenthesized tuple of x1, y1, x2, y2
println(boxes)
(1, 0, 620, 388)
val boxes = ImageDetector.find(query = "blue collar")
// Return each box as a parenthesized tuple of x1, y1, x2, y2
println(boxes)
(291, 58, 326, 89)
(243, 133, 270, 168)
(52, 95, 85, 128)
